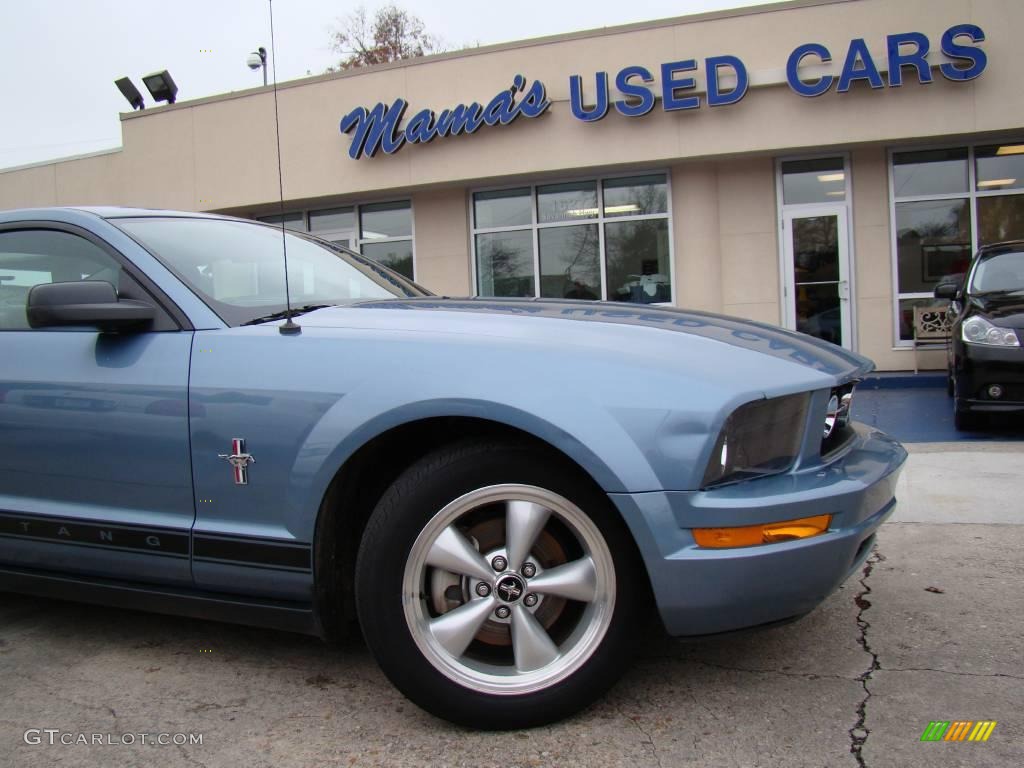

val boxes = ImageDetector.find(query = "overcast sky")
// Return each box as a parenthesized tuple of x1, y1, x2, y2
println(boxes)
(0, 0, 777, 170)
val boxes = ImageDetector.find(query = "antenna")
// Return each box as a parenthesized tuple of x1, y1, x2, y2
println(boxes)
(268, 0, 300, 335)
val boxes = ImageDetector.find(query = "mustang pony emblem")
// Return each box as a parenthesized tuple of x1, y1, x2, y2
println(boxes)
(218, 438, 255, 485)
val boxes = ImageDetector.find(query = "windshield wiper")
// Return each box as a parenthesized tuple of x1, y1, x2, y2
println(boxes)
(242, 304, 334, 326)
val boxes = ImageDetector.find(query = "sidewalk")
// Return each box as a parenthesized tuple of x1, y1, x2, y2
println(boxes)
(853, 374, 1024, 443)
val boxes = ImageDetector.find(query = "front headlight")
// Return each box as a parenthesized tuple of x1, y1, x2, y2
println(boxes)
(962, 316, 1020, 347)
(701, 393, 809, 488)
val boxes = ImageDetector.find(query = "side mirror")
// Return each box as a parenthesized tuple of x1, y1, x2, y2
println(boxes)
(933, 282, 959, 300)
(27, 280, 155, 331)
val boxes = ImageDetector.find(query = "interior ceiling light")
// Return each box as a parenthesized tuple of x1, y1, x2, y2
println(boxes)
(995, 145, 1024, 156)
(817, 173, 845, 183)
(977, 178, 1017, 187)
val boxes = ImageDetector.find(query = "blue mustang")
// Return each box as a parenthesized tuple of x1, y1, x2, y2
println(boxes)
(0, 207, 906, 728)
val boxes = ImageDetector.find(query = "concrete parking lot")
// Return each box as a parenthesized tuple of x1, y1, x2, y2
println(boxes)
(1, 441, 1022, 768)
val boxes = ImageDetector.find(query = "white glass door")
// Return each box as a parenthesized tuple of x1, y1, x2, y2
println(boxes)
(782, 205, 852, 349)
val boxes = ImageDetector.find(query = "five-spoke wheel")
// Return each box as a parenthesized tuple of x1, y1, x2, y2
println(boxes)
(355, 440, 643, 728)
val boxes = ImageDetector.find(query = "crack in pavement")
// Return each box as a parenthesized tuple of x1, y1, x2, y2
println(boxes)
(849, 549, 883, 768)
(882, 666, 1024, 680)
(622, 710, 664, 768)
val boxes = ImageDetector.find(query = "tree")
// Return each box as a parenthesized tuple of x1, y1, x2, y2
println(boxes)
(328, 4, 442, 71)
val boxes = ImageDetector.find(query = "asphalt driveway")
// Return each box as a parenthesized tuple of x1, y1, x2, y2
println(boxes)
(1, 442, 1021, 768)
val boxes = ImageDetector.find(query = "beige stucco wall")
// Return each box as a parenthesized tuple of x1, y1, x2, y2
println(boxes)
(0, 0, 1016, 370)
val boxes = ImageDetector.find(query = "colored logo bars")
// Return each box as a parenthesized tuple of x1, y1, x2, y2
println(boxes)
(920, 721, 997, 742)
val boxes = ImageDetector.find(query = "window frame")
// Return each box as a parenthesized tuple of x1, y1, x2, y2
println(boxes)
(257, 198, 416, 281)
(468, 170, 675, 304)
(887, 140, 1024, 347)
(0, 221, 189, 332)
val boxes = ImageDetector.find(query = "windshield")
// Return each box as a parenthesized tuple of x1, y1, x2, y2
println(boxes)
(114, 216, 430, 325)
(969, 249, 1024, 294)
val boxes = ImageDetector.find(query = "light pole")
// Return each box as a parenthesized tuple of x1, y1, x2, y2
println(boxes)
(247, 46, 268, 87)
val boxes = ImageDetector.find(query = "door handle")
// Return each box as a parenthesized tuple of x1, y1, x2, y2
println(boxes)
(838, 280, 850, 301)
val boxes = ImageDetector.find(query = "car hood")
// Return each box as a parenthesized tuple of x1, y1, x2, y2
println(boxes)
(300, 297, 872, 380)
(968, 294, 1024, 326)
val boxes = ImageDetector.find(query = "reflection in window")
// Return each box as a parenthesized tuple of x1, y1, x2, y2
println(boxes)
(781, 157, 845, 204)
(603, 175, 668, 217)
(360, 201, 412, 239)
(975, 144, 1024, 192)
(473, 175, 671, 303)
(476, 231, 535, 297)
(361, 240, 413, 280)
(310, 207, 354, 233)
(977, 195, 1024, 244)
(474, 188, 532, 229)
(257, 212, 306, 232)
(605, 219, 671, 304)
(895, 199, 972, 294)
(257, 201, 414, 280)
(893, 148, 968, 197)
(538, 181, 597, 223)
(539, 225, 600, 299)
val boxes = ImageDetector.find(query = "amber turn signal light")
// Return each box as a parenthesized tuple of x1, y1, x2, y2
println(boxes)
(693, 514, 832, 548)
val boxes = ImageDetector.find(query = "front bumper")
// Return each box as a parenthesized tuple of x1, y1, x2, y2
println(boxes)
(609, 424, 907, 636)
(956, 342, 1024, 413)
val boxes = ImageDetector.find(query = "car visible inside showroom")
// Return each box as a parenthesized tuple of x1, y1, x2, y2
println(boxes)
(935, 241, 1024, 430)
(0, 207, 906, 728)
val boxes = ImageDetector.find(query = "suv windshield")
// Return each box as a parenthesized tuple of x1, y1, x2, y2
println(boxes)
(969, 249, 1024, 294)
(114, 216, 430, 326)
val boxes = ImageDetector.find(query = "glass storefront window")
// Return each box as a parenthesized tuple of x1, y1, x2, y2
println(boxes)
(605, 219, 671, 304)
(538, 181, 597, 223)
(309, 207, 354, 232)
(975, 144, 1024, 192)
(476, 230, 535, 297)
(257, 200, 414, 280)
(781, 157, 846, 204)
(977, 195, 1024, 244)
(473, 174, 672, 304)
(361, 240, 413, 280)
(474, 188, 531, 229)
(539, 224, 600, 299)
(257, 212, 306, 232)
(892, 148, 968, 197)
(603, 175, 668, 217)
(894, 199, 972, 294)
(360, 201, 412, 239)
(890, 142, 1024, 342)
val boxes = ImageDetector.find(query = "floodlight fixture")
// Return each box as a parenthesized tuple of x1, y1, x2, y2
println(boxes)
(114, 77, 145, 111)
(142, 70, 178, 105)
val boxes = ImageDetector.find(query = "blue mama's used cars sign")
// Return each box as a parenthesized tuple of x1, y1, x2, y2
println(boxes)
(339, 24, 986, 160)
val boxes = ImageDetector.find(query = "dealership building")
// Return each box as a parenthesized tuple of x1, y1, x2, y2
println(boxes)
(1, 0, 1021, 370)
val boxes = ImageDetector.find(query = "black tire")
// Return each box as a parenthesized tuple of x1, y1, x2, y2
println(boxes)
(953, 397, 979, 431)
(354, 440, 646, 729)
(946, 371, 955, 397)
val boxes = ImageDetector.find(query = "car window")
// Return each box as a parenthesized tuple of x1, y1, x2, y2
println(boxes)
(969, 249, 1024, 293)
(0, 230, 123, 330)
(113, 217, 430, 326)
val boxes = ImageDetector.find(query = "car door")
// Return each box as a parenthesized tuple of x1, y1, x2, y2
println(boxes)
(0, 224, 195, 586)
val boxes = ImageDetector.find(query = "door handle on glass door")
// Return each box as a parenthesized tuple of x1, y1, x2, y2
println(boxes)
(838, 280, 850, 300)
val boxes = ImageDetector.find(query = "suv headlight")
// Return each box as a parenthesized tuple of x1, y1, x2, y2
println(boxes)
(702, 393, 809, 488)
(962, 316, 1020, 347)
